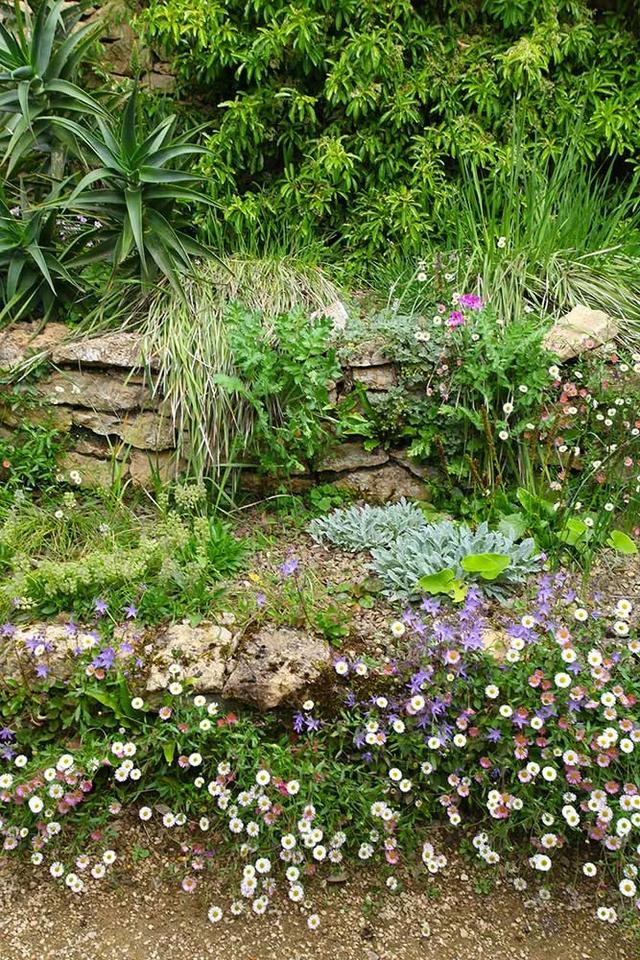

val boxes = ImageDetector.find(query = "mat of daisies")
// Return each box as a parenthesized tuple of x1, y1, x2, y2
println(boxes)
(0, 575, 639, 934)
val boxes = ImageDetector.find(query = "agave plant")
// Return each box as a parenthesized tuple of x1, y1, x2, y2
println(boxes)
(54, 88, 215, 285)
(0, 0, 102, 174)
(0, 184, 75, 321)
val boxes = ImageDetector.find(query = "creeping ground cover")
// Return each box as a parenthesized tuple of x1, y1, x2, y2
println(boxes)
(1, 0, 640, 953)
(1, 567, 640, 934)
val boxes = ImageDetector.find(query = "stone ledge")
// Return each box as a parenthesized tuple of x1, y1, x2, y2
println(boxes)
(52, 331, 154, 370)
(33, 370, 155, 412)
(0, 322, 69, 370)
(316, 442, 389, 473)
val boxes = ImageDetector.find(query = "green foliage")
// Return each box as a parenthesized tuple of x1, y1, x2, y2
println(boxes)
(444, 149, 640, 335)
(3, 579, 638, 922)
(309, 498, 427, 551)
(607, 529, 638, 555)
(0, 0, 219, 322)
(371, 519, 538, 600)
(460, 552, 511, 580)
(0, 183, 76, 320)
(125, 256, 343, 479)
(228, 305, 341, 475)
(337, 286, 640, 564)
(309, 502, 537, 600)
(55, 88, 214, 285)
(339, 294, 556, 491)
(137, 0, 640, 263)
(417, 567, 468, 603)
(0, 422, 65, 494)
(306, 482, 354, 516)
(0, 0, 102, 173)
(0, 483, 248, 621)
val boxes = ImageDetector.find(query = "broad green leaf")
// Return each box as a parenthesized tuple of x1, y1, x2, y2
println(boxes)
(498, 513, 527, 540)
(417, 568, 468, 602)
(517, 487, 555, 517)
(461, 552, 511, 580)
(607, 530, 638, 555)
(557, 516, 588, 546)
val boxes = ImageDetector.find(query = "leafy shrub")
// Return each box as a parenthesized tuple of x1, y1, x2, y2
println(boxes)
(0, 423, 66, 494)
(308, 498, 427, 551)
(228, 305, 341, 475)
(0, 0, 218, 321)
(56, 88, 214, 286)
(0, 184, 79, 321)
(337, 285, 640, 558)
(443, 150, 640, 334)
(370, 519, 538, 600)
(0, 0, 102, 174)
(137, 0, 640, 262)
(129, 256, 343, 478)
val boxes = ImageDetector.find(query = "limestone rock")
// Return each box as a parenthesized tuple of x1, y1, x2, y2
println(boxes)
(71, 409, 175, 450)
(0, 322, 69, 370)
(0, 401, 73, 431)
(239, 472, 314, 496)
(481, 628, 508, 661)
(129, 449, 183, 486)
(59, 451, 126, 487)
(543, 305, 618, 361)
(146, 71, 176, 93)
(223, 626, 331, 710)
(51, 331, 153, 370)
(99, 18, 152, 74)
(4, 623, 102, 681)
(35, 370, 153, 411)
(389, 449, 434, 480)
(74, 433, 127, 460)
(317, 442, 389, 473)
(147, 622, 236, 693)
(333, 463, 428, 502)
(310, 300, 349, 330)
(348, 340, 389, 367)
(352, 364, 397, 390)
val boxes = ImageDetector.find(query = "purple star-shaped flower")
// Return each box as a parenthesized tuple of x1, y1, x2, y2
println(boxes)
(279, 556, 299, 578)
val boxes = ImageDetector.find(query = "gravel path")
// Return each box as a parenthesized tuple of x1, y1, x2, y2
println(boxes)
(1, 832, 636, 960)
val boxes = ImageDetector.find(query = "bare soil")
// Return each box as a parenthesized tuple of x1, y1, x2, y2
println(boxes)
(1, 832, 636, 960)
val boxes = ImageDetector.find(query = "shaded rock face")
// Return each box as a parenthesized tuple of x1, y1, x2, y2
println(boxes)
(71, 409, 175, 450)
(316, 442, 389, 473)
(543, 305, 618, 361)
(352, 364, 397, 391)
(334, 463, 429, 502)
(59, 451, 121, 487)
(223, 626, 332, 710)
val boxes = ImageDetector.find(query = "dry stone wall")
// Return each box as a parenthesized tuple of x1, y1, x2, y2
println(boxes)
(0, 322, 428, 500)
